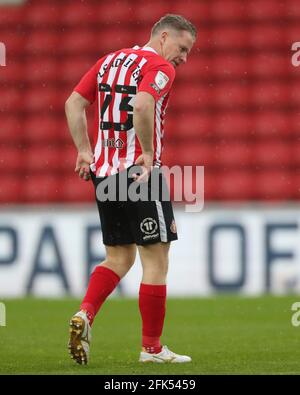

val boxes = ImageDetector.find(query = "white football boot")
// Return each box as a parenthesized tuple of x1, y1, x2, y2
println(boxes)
(68, 311, 91, 365)
(139, 345, 192, 363)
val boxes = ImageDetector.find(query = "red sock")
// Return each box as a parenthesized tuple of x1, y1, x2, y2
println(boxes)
(139, 283, 166, 354)
(80, 266, 120, 326)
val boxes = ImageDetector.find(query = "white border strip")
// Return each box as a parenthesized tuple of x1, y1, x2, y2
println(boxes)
(155, 200, 167, 242)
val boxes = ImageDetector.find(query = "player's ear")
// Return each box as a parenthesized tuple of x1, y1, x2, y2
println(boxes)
(160, 31, 168, 45)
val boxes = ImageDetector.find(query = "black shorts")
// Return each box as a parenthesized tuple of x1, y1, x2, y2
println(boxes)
(91, 168, 178, 246)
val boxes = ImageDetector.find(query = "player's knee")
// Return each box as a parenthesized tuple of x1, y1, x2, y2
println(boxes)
(142, 267, 168, 284)
(143, 259, 169, 276)
(111, 252, 135, 267)
(100, 259, 133, 279)
(105, 254, 135, 270)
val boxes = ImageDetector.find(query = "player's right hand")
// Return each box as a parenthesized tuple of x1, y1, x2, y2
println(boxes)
(75, 151, 94, 181)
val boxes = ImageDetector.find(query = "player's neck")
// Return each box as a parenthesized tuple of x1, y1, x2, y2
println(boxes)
(144, 41, 161, 56)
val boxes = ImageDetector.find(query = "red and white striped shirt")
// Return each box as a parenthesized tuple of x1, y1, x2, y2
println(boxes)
(74, 46, 175, 176)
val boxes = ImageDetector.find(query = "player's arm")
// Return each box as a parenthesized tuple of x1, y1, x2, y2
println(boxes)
(65, 91, 93, 181)
(65, 59, 98, 181)
(134, 64, 176, 182)
(133, 91, 155, 181)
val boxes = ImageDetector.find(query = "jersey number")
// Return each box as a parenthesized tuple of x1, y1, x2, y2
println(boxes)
(99, 83, 136, 131)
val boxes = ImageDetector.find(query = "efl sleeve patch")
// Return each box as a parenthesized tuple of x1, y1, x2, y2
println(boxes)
(155, 71, 169, 90)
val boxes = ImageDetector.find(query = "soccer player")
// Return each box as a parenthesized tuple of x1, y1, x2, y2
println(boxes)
(65, 14, 196, 364)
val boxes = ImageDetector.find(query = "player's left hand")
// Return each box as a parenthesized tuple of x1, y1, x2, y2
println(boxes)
(133, 153, 153, 183)
(75, 151, 94, 181)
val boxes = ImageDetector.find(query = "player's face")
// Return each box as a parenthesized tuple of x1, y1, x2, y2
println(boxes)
(160, 30, 195, 68)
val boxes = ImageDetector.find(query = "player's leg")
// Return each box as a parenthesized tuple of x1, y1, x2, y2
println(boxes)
(137, 242, 191, 363)
(80, 243, 137, 324)
(126, 168, 191, 363)
(138, 242, 169, 353)
(139, 241, 170, 284)
(69, 172, 137, 365)
(68, 243, 136, 365)
(125, 175, 177, 358)
(79, 173, 137, 325)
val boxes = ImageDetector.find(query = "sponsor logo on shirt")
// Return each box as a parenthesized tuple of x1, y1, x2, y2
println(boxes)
(155, 71, 169, 90)
(102, 138, 124, 149)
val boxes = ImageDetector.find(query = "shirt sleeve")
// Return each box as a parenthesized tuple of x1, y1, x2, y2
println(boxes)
(74, 61, 100, 104)
(138, 63, 175, 102)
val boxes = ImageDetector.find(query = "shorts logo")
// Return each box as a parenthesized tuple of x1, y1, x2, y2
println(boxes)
(155, 71, 169, 90)
(170, 220, 177, 234)
(140, 218, 158, 235)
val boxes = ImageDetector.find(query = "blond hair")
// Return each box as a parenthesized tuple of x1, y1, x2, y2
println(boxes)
(151, 14, 197, 39)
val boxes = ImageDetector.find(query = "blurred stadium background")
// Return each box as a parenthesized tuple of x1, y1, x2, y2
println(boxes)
(1, 0, 300, 303)
(0, 0, 300, 372)
(2, 0, 300, 376)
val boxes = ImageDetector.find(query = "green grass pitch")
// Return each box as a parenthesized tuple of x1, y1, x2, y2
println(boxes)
(0, 296, 299, 375)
